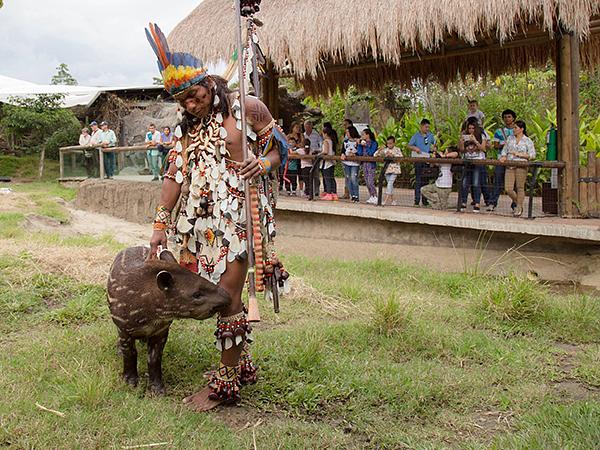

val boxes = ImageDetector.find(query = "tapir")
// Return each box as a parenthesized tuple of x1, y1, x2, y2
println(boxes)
(106, 246, 231, 394)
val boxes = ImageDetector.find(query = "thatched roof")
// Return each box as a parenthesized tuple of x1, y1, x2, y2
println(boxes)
(169, 0, 600, 94)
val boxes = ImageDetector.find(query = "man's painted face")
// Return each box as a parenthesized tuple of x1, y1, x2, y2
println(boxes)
(178, 85, 212, 118)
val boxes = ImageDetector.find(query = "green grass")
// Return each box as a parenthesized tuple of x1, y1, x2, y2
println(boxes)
(0, 190, 599, 448)
(0, 155, 60, 181)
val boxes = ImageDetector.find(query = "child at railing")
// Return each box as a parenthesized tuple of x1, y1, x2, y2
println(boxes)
(357, 128, 378, 204)
(297, 138, 313, 197)
(374, 136, 403, 206)
(341, 126, 360, 202)
(285, 136, 300, 195)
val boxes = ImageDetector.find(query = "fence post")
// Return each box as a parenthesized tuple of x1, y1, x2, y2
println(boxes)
(456, 163, 467, 212)
(59, 149, 64, 179)
(377, 160, 391, 206)
(527, 163, 541, 220)
(99, 148, 105, 179)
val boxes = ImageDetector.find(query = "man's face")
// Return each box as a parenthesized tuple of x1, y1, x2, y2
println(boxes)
(101, 124, 108, 131)
(421, 124, 430, 134)
(304, 122, 313, 134)
(469, 102, 477, 112)
(178, 85, 212, 118)
(149, 125, 156, 133)
(91, 125, 98, 132)
(503, 114, 515, 127)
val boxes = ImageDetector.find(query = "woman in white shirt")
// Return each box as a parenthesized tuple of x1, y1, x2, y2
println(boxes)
(500, 120, 536, 217)
(320, 127, 337, 200)
(458, 120, 490, 213)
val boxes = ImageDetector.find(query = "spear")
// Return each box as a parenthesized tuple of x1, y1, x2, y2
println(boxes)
(234, 0, 260, 322)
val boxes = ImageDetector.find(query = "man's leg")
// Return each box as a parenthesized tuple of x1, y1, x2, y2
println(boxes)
(438, 187, 451, 209)
(421, 183, 439, 209)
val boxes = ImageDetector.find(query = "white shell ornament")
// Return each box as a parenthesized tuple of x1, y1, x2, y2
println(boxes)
(175, 155, 184, 168)
(213, 94, 220, 106)
(220, 127, 228, 139)
(176, 216, 193, 234)
(175, 171, 184, 184)
(175, 141, 183, 153)
(215, 113, 223, 124)
(174, 126, 183, 138)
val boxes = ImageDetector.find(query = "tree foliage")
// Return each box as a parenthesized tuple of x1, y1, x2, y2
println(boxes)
(51, 63, 78, 86)
(0, 94, 81, 159)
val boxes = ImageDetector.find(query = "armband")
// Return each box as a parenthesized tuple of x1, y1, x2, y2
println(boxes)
(153, 205, 172, 231)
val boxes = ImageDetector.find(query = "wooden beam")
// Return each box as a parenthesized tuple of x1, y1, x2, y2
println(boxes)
(557, 31, 580, 217)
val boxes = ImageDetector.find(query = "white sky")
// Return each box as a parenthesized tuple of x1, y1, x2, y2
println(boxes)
(0, 0, 203, 87)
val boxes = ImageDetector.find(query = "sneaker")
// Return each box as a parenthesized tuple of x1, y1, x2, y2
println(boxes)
(366, 196, 377, 204)
(331, 194, 339, 201)
(473, 206, 481, 213)
(413, 202, 420, 207)
(460, 204, 467, 212)
(352, 197, 359, 203)
(319, 192, 328, 199)
(513, 207, 523, 217)
(486, 205, 496, 212)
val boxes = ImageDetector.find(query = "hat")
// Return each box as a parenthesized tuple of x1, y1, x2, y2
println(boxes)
(90, 121, 98, 126)
(145, 23, 208, 97)
(100, 121, 108, 126)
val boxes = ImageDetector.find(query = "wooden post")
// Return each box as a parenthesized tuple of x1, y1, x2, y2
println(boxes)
(59, 149, 64, 179)
(556, 30, 580, 217)
(99, 148, 105, 179)
(588, 152, 597, 215)
(260, 60, 279, 120)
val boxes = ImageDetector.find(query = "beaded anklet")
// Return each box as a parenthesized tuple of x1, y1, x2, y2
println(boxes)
(207, 363, 241, 403)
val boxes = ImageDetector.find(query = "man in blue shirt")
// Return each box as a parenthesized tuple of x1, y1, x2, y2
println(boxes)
(408, 119, 436, 206)
(488, 109, 516, 211)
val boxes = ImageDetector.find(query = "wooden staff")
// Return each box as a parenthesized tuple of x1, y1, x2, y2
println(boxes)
(234, 0, 260, 322)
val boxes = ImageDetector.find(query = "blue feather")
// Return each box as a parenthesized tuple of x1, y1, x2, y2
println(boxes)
(145, 28, 165, 71)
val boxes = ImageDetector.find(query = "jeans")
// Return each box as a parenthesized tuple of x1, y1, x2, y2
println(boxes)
(363, 163, 376, 197)
(104, 151, 116, 178)
(385, 173, 397, 195)
(147, 149, 161, 178)
(461, 163, 481, 205)
(414, 163, 429, 205)
(301, 166, 320, 196)
(479, 166, 490, 205)
(489, 165, 505, 206)
(321, 165, 336, 193)
(285, 169, 298, 192)
(344, 164, 360, 199)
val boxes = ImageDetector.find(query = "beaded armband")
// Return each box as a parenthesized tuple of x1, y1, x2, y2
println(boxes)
(153, 205, 172, 231)
(214, 311, 253, 351)
(257, 156, 272, 176)
(207, 363, 241, 403)
(257, 120, 275, 149)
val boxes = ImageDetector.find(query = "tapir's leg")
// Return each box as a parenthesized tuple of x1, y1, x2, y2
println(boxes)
(118, 330, 138, 387)
(147, 327, 170, 395)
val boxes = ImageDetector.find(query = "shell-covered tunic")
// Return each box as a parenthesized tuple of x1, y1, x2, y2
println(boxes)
(167, 102, 284, 290)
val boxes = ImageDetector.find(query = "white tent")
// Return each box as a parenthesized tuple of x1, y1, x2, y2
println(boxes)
(0, 75, 160, 108)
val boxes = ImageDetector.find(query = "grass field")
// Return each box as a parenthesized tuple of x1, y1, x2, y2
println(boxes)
(0, 183, 599, 449)
(0, 155, 60, 181)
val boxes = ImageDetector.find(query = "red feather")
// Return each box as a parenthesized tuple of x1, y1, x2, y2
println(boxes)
(149, 23, 170, 70)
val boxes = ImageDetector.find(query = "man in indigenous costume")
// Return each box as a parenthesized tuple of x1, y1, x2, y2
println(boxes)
(145, 23, 288, 411)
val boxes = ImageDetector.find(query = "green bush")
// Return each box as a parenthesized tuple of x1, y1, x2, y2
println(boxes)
(372, 295, 407, 336)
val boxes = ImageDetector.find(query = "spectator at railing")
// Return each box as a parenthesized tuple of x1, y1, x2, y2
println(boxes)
(466, 99, 485, 127)
(422, 147, 459, 210)
(408, 119, 435, 207)
(489, 109, 517, 211)
(374, 136, 403, 206)
(90, 121, 101, 146)
(341, 125, 360, 203)
(145, 123, 162, 181)
(319, 128, 338, 201)
(500, 120, 536, 217)
(284, 135, 300, 195)
(304, 120, 322, 197)
(323, 121, 339, 196)
(357, 128, 378, 204)
(340, 118, 354, 199)
(98, 121, 117, 179)
(79, 127, 95, 178)
(158, 126, 174, 180)
(297, 138, 313, 198)
(289, 122, 304, 193)
(459, 119, 490, 212)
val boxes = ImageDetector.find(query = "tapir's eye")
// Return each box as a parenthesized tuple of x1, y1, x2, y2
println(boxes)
(192, 291, 203, 299)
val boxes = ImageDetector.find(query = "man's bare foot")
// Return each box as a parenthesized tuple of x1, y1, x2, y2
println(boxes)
(183, 386, 224, 412)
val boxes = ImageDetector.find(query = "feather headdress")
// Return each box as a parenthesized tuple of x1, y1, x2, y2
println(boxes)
(145, 23, 208, 97)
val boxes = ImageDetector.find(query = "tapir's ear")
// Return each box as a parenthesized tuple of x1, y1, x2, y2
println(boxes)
(156, 270, 174, 291)
(158, 249, 178, 264)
